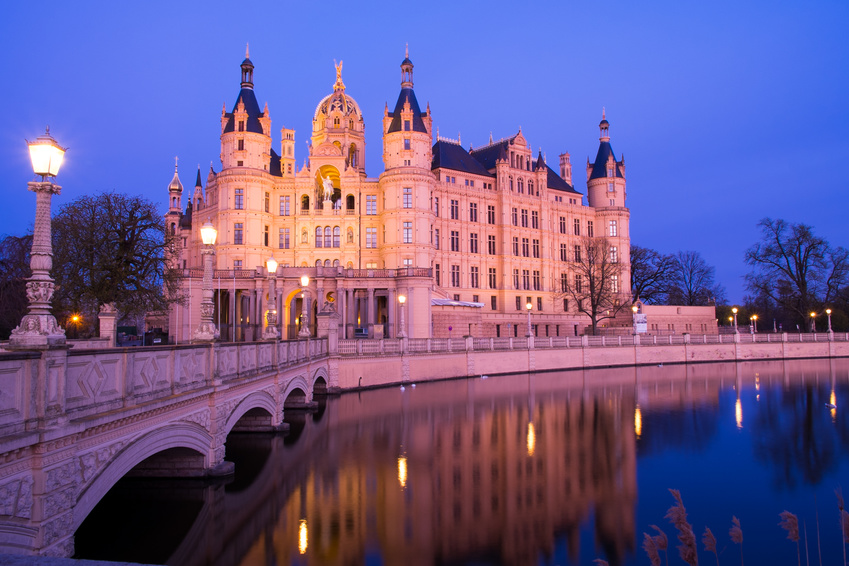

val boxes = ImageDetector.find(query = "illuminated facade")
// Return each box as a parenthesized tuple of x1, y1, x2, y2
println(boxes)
(165, 49, 631, 341)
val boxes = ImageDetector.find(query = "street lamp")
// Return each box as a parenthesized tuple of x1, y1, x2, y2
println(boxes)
(732, 307, 739, 334)
(750, 314, 758, 334)
(193, 220, 218, 342)
(262, 257, 280, 340)
(298, 275, 310, 338)
(810, 311, 817, 333)
(397, 294, 407, 338)
(10, 128, 67, 349)
(827, 308, 833, 334)
(631, 304, 639, 335)
(525, 301, 533, 337)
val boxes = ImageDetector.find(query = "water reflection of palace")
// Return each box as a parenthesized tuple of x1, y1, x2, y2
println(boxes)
(238, 384, 638, 566)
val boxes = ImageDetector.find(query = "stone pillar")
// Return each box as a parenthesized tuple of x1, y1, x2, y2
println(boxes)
(229, 290, 236, 342)
(367, 288, 375, 337)
(347, 289, 356, 338)
(387, 288, 395, 337)
(98, 303, 118, 346)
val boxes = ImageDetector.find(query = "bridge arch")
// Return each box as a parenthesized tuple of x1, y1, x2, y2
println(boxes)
(312, 367, 329, 396)
(223, 391, 279, 435)
(74, 422, 213, 531)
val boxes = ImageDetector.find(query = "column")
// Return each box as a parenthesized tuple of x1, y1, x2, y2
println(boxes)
(229, 290, 236, 342)
(387, 288, 395, 337)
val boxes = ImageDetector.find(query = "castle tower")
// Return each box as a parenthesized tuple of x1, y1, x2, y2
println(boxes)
(379, 47, 435, 269)
(311, 61, 366, 175)
(586, 110, 626, 209)
(193, 166, 204, 210)
(280, 126, 296, 177)
(166, 160, 183, 237)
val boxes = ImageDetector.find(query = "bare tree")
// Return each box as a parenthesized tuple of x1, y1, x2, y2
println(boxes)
(50, 191, 182, 329)
(561, 236, 629, 335)
(744, 218, 849, 325)
(0, 235, 32, 339)
(668, 250, 726, 306)
(630, 245, 676, 304)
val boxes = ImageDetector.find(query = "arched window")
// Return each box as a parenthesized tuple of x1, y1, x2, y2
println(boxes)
(333, 226, 341, 248)
(528, 180, 534, 195)
(518, 178, 524, 193)
(315, 227, 323, 248)
(333, 259, 340, 267)
(170, 222, 176, 235)
(346, 261, 353, 269)
(324, 259, 331, 267)
(509, 177, 514, 191)
(346, 194, 355, 210)
(324, 227, 332, 248)
(315, 259, 322, 266)
(302, 195, 310, 211)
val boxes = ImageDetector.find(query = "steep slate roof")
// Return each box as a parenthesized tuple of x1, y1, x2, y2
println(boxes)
(431, 141, 494, 177)
(589, 141, 624, 180)
(387, 88, 428, 133)
(222, 88, 264, 134)
(180, 201, 193, 229)
(545, 164, 581, 194)
(469, 139, 510, 171)
(269, 148, 282, 177)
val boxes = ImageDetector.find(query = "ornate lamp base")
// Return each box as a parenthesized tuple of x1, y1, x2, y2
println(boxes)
(192, 322, 219, 343)
(262, 326, 280, 340)
(9, 313, 66, 349)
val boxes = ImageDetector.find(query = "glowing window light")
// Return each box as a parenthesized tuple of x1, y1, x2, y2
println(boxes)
(298, 519, 308, 554)
(735, 399, 743, 429)
(397, 456, 408, 488)
(635, 405, 642, 439)
(526, 422, 536, 456)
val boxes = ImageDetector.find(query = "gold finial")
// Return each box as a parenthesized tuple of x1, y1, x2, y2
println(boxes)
(174, 156, 179, 170)
(602, 106, 606, 120)
(246, 43, 250, 58)
(405, 43, 409, 58)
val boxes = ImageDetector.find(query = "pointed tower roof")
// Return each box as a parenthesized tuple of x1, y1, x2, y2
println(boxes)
(195, 165, 203, 188)
(589, 110, 624, 180)
(223, 48, 265, 134)
(387, 48, 428, 133)
(168, 159, 183, 192)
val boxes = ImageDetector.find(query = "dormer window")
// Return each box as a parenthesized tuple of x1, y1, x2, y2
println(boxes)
(238, 139, 244, 151)
(608, 167, 614, 177)
(238, 121, 245, 132)
(334, 117, 340, 127)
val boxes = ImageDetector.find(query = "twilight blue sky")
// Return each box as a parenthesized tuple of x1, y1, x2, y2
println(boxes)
(1, 1, 847, 302)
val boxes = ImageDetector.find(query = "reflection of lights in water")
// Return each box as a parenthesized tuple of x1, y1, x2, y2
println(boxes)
(735, 399, 743, 429)
(527, 422, 536, 456)
(756, 394, 760, 402)
(831, 390, 837, 422)
(397, 456, 407, 488)
(755, 376, 760, 391)
(298, 519, 308, 554)
(634, 405, 642, 439)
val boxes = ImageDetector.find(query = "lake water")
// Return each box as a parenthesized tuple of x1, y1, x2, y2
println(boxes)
(75, 359, 849, 565)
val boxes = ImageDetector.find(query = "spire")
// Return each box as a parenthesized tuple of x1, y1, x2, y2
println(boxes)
(195, 165, 202, 187)
(599, 108, 610, 142)
(246, 43, 250, 59)
(241, 47, 254, 89)
(400, 47, 413, 88)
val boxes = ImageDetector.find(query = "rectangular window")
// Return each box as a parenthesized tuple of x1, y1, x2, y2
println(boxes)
(487, 205, 496, 224)
(366, 195, 377, 215)
(573, 218, 580, 236)
(512, 237, 519, 256)
(403, 258, 413, 267)
(487, 235, 496, 254)
(560, 273, 568, 293)
(522, 270, 530, 290)
(450, 265, 460, 287)
(587, 220, 594, 237)
(470, 233, 478, 253)
(537, 297, 542, 311)
(575, 274, 583, 293)
(522, 238, 529, 257)
(403, 187, 412, 209)
(263, 225, 269, 247)
(533, 270, 540, 291)
(511, 208, 518, 226)
(491, 296, 497, 310)
(234, 222, 243, 245)
(434, 228, 440, 250)
(470, 266, 479, 288)
(235, 189, 243, 210)
(560, 243, 568, 262)
(434, 197, 440, 217)
(521, 209, 528, 228)
(366, 227, 377, 248)
(435, 263, 441, 286)
(574, 245, 581, 263)
(238, 121, 245, 132)
(404, 139, 411, 150)
(238, 139, 244, 151)
(609, 220, 618, 237)
(264, 192, 270, 213)
(612, 274, 619, 293)
(450, 199, 459, 220)
(513, 269, 519, 289)
(610, 246, 618, 263)
(404, 120, 410, 131)
(563, 298, 568, 312)
(403, 221, 413, 243)
(516, 296, 522, 311)
(531, 211, 539, 229)
(280, 195, 290, 216)
(279, 228, 290, 249)
(450, 230, 460, 252)
(488, 268, 496, 289)
(469, 202, 478, 222)
(234, 259, 242, 267)
(532, 239, 539, 258)
(559, 216, 566, 234)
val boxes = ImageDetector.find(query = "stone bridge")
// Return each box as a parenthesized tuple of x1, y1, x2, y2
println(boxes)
(0, 338, 332, 556)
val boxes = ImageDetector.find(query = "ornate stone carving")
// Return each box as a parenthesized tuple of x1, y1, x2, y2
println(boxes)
(78, 441, 126, 484)
(182, 409, 211, 430)
(0, 475, 33, 519)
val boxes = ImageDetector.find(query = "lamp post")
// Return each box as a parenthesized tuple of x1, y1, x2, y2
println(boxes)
(810, 311, 817, 333)
(262, 257, 280, 340)
(10, 129, 67, 349)
(827, 308, 833, 335)
(732, 307, 739, 333)
(525, 301, 533, 337)
(750, 314, 758, 334)
(397, 294, 407, 338)
(298, 275, 310, 338)
(631, 304, 639, 335)
(193, 221, 218, 342)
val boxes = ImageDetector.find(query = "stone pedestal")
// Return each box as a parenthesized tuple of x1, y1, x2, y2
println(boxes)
(98, 303, 118, 347)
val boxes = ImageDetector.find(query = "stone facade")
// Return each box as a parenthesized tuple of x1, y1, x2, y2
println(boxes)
(166, 49, 632, 342)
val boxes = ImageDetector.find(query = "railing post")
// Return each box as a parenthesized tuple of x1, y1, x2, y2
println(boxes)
(465, 336, 473, 351)
(581, 335, 589, 347)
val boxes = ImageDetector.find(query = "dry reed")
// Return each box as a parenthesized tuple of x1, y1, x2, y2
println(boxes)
(665, 489, 699, 566)
(779, 510, 801, 566)
(729, 516, 743, 566)
(643, 532, 661, 566)
(652, 524, 669, 566)
(702, 527, 719, 566)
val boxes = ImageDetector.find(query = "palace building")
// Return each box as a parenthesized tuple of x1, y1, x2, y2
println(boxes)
(164, 49, 632, 341)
